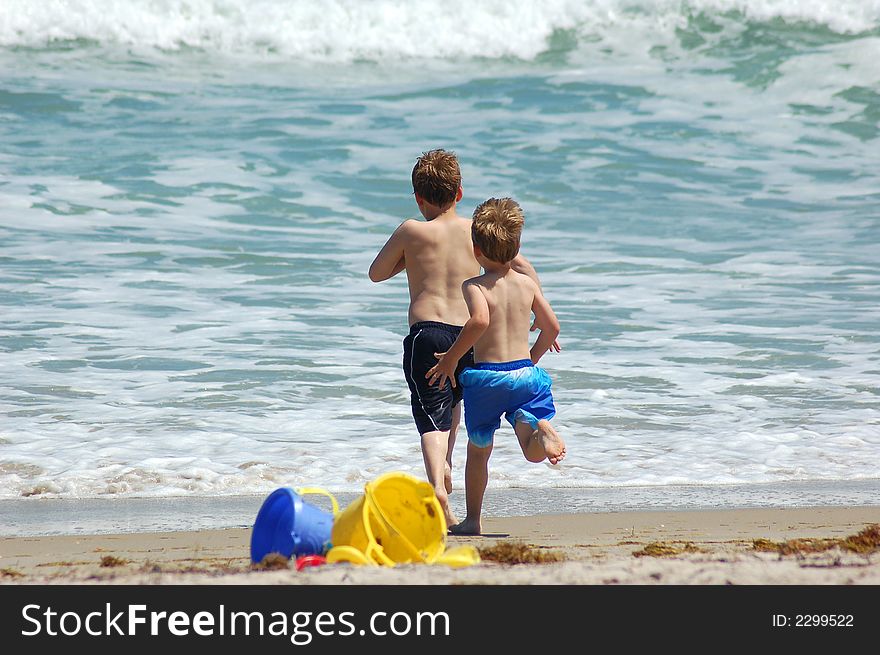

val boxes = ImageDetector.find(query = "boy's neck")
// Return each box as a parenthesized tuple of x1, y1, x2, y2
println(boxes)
(418, 200, 457, 221)
(481, 259, 512, 275)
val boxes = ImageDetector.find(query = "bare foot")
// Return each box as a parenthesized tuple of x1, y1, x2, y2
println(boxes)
(449, 518, 481, 536)
(444, 462, 453, 495)
(537, 420, 566, 465)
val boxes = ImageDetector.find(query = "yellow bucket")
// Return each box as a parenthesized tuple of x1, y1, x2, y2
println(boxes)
(329, 472, 447, 566)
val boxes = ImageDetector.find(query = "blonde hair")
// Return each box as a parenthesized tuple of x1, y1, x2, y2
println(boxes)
(411, 149, 461, 208)
(471, 197, 524, 264)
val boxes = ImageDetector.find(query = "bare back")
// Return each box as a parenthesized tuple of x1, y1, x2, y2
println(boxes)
(469, 269, 537, 363)
(402, 214, 480, 326)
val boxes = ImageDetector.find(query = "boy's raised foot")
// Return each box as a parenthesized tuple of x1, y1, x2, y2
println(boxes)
(537, 420, 566, 465)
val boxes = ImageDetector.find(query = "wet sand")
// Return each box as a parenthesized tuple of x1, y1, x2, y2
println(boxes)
(2, 505, 879, 585)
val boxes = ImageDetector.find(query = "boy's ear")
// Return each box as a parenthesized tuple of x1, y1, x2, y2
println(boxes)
(473, 244, 482, 258)
(456, 187, 463, 202)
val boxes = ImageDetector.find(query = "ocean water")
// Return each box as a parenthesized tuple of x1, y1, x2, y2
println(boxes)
(1, 1, 879, 532)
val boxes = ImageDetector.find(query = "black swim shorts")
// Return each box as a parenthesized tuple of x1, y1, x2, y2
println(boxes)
(402, 321, 475, 435)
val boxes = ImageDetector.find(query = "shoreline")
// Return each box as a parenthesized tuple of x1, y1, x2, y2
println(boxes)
(3, 505, 879, 585)
(3, 478, 879, 538)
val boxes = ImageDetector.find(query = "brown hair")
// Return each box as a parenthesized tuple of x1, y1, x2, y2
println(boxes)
(471, 197, 524, 264)
(411, 149, 461, 208)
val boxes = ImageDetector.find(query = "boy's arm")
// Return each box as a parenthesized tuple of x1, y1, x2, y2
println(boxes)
(529, 286, 561, 365)
(387, 255, 406, 278)
(369, 220, 411, 282)
(512, 253, 561, 352)
(425, 281, 489, 389)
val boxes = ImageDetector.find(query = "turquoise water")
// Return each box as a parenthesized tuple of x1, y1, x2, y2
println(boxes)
(0, 2, 878, 516)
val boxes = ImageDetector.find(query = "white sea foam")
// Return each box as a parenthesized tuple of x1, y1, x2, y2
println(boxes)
(1, 2, 878, 505)
(1, 0, 878, 60)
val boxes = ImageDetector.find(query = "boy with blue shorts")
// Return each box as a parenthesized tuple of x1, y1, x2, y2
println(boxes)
(426, 197, 566, 535)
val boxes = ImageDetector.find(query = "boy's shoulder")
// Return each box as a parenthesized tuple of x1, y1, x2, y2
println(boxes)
(393, 217, 444, 252)
(393, 217, 424, 239)
(512, 268, 539, 286)
(400, 213, 470, 239)
(505, 269, 541, 299)
(463, 270, 494, 289)
(463, 272, 485, 284)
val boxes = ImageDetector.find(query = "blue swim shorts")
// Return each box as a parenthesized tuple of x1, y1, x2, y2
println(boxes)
(459, 359, 556, 448)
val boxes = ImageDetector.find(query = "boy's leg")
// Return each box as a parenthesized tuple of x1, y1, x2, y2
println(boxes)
(514, 418, 566, 465)
(449, 440, 492, 536)
(421, 429, 458, 527)
(445, 402, 461, 493)
(421, 397, 463, 528)
(510, 368, 565, 464)
(405, 324, 464, 526)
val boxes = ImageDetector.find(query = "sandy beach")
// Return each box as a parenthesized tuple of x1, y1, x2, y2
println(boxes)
(3, 505, 879, 585)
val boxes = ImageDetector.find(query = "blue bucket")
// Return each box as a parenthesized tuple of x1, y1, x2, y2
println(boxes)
(250, 487, 339, 564)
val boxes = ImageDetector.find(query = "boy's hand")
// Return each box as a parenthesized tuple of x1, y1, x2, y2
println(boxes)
(426, 351, 457, 389)
(530, 320, 561, 352)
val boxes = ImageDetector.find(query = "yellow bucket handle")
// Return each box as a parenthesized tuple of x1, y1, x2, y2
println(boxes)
(363, 486, 427, 562)
(326, 545, 371, 565)
(358, 495, 396, 566)
(294, 487, 340, 516)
